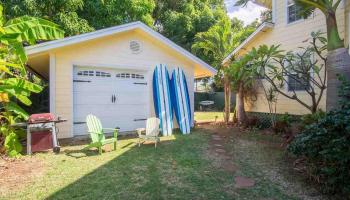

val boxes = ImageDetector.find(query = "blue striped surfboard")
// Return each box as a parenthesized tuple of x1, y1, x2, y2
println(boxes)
(153, 64, 173, 136)
(170, 67, 192, 134)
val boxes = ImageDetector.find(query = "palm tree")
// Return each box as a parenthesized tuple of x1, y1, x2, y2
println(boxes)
(192, 17, 240, 124)
(235, 0, 350, 110)
(225, 55, 257, 125)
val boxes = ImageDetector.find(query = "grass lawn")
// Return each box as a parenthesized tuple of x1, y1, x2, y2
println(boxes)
(1, 125, 324, 199)
(194, 112, 233, 122)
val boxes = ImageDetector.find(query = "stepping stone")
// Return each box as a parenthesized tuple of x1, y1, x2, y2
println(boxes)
(221, 162, 237, 172)
(212, 137, 222, 141)
(212, 135, 221, 139)
(214, 144, 223, 147)
(221, 155, 232, 160)
(215, 148, 226, 153)
(234, 177, 255, 189)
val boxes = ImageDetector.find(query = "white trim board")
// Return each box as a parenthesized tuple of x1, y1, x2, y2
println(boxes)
(222, 22, 274, 65)
(49, 53, 56, 114)
(25, 21, 217, 75)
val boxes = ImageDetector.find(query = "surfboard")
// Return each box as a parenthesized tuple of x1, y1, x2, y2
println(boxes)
(153, 64, 173, 136)
(170, 67, 192, 134)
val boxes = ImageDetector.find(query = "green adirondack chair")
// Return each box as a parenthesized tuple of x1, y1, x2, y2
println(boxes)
(84, 114, 118, 154)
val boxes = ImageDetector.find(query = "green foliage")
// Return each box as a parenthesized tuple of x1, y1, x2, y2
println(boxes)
(300, 109, 326, 128)
(273, 113, 293, 133)
(3, 0, 229, 65)
(2, 0, 93, 36)
(4, 131, 23, 157)
(81, 0, 155, 29)
(0, 4, 64, 157)
(159, 0, 225, 52)
(288, 76, 350, 195)
(237, 32, 328, 114)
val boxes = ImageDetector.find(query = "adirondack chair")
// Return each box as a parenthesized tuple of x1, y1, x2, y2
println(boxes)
(85, 114, 118, 154)
(136, 117, 160, 148)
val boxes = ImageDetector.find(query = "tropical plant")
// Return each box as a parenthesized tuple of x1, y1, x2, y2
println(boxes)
(260, 85, 278, 128)
(225, 54, 258, 124)
(235, 0, 350, 111)
(288, 75, 350, 195)
(2, 0, 92, 36)
(246, 32, 328, 113)
(0, 4, 64, 156)
(192, 17, 256, 123)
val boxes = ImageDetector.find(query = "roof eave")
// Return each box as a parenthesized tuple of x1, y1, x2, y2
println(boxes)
(222, 21, 274, 65)
(253, 0, 272, 8)
(25, 21, 217, 76)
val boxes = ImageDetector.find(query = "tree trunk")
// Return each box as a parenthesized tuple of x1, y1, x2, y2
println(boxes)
(236, 82, 247, 125)
(325, 12, 350, 110)
(326, 48, 350, 110)
(224, 77, 231, 124)
(326, 11, 344, 51)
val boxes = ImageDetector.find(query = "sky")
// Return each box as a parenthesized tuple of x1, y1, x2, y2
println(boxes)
(224, 0, 266, 25)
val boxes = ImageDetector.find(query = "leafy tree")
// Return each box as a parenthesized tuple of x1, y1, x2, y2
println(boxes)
(244, 32, 328, 114)
(2, 0, 93, 36)
(235, 0, 350, 111)
(80, 0, 155, 29)
(192, 17, 256, 123)
(225, 55, 258, 124)
(157, 0, 226, 51)
(0, 4, 64, 156)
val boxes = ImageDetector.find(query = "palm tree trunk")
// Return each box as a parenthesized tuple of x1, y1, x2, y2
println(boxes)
(236, 82, 247, 125)
(224, 77, 231, 124)
(325, 12, 350, 110)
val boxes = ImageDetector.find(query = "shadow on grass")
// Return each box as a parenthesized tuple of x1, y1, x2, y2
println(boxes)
(46, 131, 231, 199)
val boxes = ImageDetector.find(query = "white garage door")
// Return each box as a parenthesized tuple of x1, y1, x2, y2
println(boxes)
(73, 66, 149, 136)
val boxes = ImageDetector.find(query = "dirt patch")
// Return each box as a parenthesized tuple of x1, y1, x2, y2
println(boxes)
(234, 176, 255, 189)
(0, 157, 45, 195)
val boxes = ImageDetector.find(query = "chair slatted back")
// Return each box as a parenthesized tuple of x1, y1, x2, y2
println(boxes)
(86, 114, 105, 143)
(146, 117, 160, 136)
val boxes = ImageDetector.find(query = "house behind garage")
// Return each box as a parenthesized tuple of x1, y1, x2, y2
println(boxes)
(25, 21, 216, 138)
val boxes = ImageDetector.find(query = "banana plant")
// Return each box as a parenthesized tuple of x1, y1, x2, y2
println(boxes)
(0, 4, 64, 157)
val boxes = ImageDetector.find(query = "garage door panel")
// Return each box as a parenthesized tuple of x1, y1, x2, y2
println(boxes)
(115, 83, 148, 92)
(73, 67, 149, 136)
(74, 93, 113, 105)
(116, 93, 148, 105)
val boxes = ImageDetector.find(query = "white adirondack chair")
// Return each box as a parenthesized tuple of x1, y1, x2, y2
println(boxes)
(136, 117, 161, 148)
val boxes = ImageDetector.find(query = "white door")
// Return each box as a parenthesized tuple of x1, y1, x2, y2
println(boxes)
(73, 67, 149, 135)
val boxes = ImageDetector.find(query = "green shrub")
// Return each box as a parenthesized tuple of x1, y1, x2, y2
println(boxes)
(300, 109, 326, 128)
(288, 76, 350, 195)
(273, 113, 292, 133)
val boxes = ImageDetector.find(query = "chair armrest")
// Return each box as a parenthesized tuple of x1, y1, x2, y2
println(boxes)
(102, 128, 119, 138)
(136, 128, 145, 137)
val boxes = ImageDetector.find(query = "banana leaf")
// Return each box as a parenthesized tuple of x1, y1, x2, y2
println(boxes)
(4, 16, 64, 45)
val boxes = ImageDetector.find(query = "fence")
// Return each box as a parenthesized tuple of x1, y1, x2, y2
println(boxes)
(194, 92, 235, 111)
(246, 112, 301, 129)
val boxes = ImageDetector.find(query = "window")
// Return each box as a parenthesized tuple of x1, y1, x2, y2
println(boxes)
(288, 73, 310, 91)
(287, 0, 303, 24)
(95, 71, 111, 77)
(116, 73, 144, 79)
(77, 70, 94, 76)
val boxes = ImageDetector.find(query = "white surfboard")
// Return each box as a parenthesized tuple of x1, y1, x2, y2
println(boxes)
(153, 64, 173, 136)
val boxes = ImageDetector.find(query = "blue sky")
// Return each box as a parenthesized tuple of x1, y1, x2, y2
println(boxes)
(224, 0, 266, 25)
